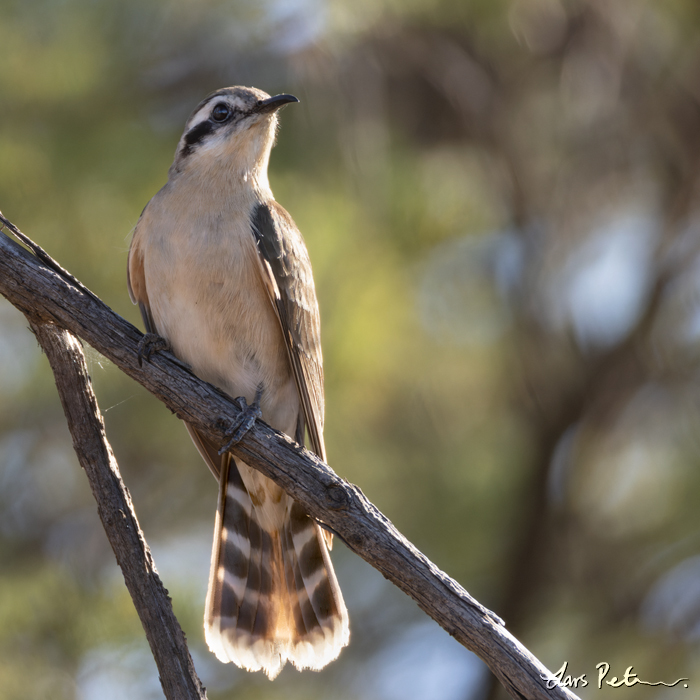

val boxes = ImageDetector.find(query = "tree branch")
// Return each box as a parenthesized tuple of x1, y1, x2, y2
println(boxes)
(0, 213, 579, 700)
(28, 320, 207, 700)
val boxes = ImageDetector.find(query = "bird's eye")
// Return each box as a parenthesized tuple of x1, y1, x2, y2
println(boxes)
(211, 103, 232, 122)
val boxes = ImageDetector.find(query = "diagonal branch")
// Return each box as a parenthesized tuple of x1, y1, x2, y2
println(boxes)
(28, 320, 207, 700)
(0, 213, 579, 700)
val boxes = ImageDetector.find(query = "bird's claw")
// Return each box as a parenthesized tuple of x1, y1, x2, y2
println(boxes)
(218, 385, 263, 455)
(138, 333, 172, 367)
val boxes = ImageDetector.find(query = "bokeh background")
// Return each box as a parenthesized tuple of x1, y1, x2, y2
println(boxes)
(2, 0, 700, 698)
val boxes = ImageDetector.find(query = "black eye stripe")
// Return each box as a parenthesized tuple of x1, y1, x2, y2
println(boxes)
(180, 120, 216, 158)
(178, 100, 246, 159)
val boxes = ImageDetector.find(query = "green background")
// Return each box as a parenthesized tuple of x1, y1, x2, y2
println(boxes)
(2, 0, 700, 698)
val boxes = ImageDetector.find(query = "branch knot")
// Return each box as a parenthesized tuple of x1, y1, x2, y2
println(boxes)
(325, 482, 349, 509)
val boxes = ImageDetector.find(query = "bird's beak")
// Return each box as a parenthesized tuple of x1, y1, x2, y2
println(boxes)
(255, 94, 299, 114)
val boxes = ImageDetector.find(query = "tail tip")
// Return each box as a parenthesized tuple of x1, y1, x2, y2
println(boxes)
(205, 614, 349, 679)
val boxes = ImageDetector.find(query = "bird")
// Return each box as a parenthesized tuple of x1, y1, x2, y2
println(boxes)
(127, 86, 349, 679)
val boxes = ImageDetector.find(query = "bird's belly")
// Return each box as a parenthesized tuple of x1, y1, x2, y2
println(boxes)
(145, 235, 300, 436)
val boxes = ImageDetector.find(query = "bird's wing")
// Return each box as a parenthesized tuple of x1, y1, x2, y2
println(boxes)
(250, 201, 326, 463)
(127, 221, 157, 335)
(128, 215, 226, 481)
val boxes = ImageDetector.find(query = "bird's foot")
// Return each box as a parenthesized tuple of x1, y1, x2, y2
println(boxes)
(218, 384, 263, 455)
(137, 333, 172, 366)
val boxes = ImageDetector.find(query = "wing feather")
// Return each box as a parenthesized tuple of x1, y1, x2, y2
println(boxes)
(250, 202, 326, 463)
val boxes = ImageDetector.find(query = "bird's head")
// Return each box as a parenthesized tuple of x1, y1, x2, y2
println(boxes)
(170, 86, 298, 187)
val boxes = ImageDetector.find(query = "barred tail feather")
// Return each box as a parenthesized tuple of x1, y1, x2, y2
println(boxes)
(205, 458, 349, 679)
(282, 501, 349, 668)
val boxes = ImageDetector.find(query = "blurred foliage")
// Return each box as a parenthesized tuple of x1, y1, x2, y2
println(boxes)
(3, 0, 700, 698)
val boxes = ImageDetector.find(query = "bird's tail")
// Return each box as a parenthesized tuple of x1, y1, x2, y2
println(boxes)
(204, 456, 349, 679)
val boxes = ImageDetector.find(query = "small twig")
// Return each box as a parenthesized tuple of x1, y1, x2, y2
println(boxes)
(0, 210, 101, 303)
